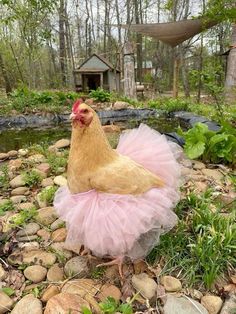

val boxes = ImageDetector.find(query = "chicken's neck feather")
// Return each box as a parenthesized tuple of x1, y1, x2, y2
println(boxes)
(69, 114, 117, 172)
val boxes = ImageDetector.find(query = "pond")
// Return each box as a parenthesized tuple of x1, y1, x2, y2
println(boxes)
(0, 116, 186, 153)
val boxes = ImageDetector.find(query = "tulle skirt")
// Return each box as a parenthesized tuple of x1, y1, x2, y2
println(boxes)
(54, 124, 181, 260)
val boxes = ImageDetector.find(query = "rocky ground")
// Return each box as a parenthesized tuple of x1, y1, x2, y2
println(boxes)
(0, 131, 235, 314)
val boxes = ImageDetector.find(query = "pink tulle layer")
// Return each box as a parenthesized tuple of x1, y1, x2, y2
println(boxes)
(54, 124, 181, 260)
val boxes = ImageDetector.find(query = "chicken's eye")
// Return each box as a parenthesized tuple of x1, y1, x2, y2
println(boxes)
(82, 109, 88, 114)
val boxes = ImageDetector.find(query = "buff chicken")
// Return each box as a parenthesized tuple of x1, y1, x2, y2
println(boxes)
(54, 99, 181, 276)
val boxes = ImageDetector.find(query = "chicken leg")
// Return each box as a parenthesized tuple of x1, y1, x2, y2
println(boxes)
(96, 256, 124, 278)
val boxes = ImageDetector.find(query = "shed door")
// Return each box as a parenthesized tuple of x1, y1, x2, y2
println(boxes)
(86, 74, 101, 90)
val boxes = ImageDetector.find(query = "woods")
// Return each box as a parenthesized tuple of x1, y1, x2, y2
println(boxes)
(0, 0, 235, 101)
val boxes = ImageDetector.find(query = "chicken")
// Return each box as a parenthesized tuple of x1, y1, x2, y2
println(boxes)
(67, 100, 164, 195)
(54, 99, 180, 278)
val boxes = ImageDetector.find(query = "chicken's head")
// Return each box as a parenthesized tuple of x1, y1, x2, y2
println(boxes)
(70, 99, 94, 127)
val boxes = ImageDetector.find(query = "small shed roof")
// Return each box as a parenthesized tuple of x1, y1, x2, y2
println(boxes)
(75, 54, 121, 73)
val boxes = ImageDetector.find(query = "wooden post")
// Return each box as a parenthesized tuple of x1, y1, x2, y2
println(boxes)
(100, 72, 103, 89)
(123, 42, 137, 99)
(173, 57, 180, 98)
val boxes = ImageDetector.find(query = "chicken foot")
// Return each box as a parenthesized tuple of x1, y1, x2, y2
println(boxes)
(96, 256, 124, 278)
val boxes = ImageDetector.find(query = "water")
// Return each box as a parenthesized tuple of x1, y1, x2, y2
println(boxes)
(0, 117, 185, 153)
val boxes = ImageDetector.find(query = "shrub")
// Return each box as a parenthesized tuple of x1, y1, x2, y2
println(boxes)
(89, 88, 111, 102)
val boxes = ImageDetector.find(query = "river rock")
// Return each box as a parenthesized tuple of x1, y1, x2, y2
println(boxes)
(7, 150, 18, 158)
(35, 206, 58, 225)
(10, 195, 27, 204)
(163, 295, 208, 314)
(36, 163, 51, 176)
(36, 193, 47, 208)
(51, 228, 67, 242)
(41, 285, 60, 303)
(37, 229, 51, 241)
(54, 139, 70, 149)
(41, 177, 54, 187)
(18, 148, 29, 157)
(51, 218, 65, 231)
(8, 159, 23, 172)
(97, 284, 121, 302)
(193, 161, 206, 170)
(64, 256, 89, 278)
(63, 242, 82, 255)
(17, 235, 39, 242)
(16, 223, 40, 237)
(8, 249, 56, 267)
(201, 295, 223, 314)
(47, 264, 64, 282)
(44, 292, 90, 314)
(62, 279, 101, 313)
(202, 169, 223, 182)
(11, 187, 29, 196)
(113, 101, 129, 110)
(24, 265, 47, 283)
(18, 242, 40, 250)
(10, 174, 25, 188)
(161, 276, 182, 292)
(32, 168, 47, 179)
(0, 291, 14, 313)
(11, 294, 43, 314)
(220, 294, 236, 314)
(132, 273, 157, 300)
(50, 242, 73, 260)
(18, 202, 35, 210)
(0, 265, 7, 280)
(28, 154, 46, 163)
(0, 153, 9, 160)
(54, 175, 67, 186)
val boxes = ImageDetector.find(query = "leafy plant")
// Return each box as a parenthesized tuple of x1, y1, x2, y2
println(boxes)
(47, 153, 67, 174)
(0, 165, 10, 191)
(23, 170, 42, 188)
(179, 122, 236, 164)
(89, 88, 111, 102)
(148, 190, 236, 289)
(0, 200, 15, 216)
(1, 287, 15, 297)
(10, 207, 37, 227)
(99, 297, 133, 314)
(39, 186, 57, 205)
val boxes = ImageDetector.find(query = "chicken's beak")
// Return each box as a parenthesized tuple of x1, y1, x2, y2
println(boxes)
(69, 112, 76, 120)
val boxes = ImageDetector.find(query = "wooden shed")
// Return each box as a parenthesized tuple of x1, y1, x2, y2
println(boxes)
(74, 54, 121, 92)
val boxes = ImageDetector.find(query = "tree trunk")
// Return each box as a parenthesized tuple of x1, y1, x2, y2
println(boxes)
(59, 0, 67, 86)
(123, 42, 136, 99)
(0, 51, 12, 95)
(225, 23, 236, 103)
(134, 0, 142, 83)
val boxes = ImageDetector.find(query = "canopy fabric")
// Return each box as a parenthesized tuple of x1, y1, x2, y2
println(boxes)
(120, 19, 218, 47)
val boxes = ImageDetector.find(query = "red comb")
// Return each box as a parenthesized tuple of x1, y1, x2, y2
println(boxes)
(72, 98, 83, 112)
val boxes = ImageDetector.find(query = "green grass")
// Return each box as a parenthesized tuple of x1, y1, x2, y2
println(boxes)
(23, 170, 42, 188)
(9, 206, 37, 227)
(0, 200, 15, 216)
(147, 189, 236, 289)
(39, 186, 58, 205)
(0, 165, 10, 191)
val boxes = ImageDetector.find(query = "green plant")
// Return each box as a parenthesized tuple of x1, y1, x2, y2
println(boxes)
(23, 170, 42, 188)
(99, 297, 133, 314)
(10, 207, 37, 227)
(47, 153, 67, 174)
(0, 165, 10, 191)
(148, 190, 236, 289)
(1, 287, 15, 297)
(0, 200, 15, 216)
(39, 186, 58, 205)
(179, 122, 236, 165)
(90, 266, 105, 279)
(148, 98, 190, 112)
(89, 88, 111, 102)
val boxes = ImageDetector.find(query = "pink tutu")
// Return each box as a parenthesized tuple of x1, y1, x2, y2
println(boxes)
(54, 124, 181, 260)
